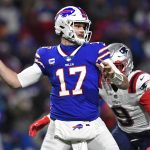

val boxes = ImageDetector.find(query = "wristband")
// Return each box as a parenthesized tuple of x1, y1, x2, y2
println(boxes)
(110, 73, 124, 85)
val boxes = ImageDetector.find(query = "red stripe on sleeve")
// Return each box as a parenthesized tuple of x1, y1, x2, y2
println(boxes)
(128, 71, 144, 93)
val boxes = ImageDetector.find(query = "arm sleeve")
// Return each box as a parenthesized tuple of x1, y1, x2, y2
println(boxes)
(17, 63, 42, 88)
(34, 48, 48, 75)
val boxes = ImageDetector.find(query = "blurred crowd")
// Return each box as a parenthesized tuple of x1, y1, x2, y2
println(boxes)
(0, 0, 149, 149)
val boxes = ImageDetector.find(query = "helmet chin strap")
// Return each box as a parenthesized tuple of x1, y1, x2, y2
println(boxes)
(73, 33, 85, 45)
(63, 29, 86, 45)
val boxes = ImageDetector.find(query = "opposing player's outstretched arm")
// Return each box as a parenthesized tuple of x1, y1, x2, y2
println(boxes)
(29, 114, 50, 137)
(0, 60, 21, 88)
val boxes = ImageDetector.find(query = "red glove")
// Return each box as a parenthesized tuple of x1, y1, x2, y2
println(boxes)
(29, 115, 50, 137)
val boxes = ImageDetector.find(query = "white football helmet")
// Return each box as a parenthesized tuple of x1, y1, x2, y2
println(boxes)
(54, 6, 92, 45)
(108, 43, 134, 76)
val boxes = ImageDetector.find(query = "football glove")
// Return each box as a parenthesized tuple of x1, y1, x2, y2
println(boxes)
(29, 115, 50, 137)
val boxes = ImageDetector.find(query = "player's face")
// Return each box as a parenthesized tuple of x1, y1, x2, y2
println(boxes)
(73, 23, 86, 39)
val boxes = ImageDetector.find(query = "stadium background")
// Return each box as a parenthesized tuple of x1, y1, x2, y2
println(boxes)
(0, 0, 149, 149)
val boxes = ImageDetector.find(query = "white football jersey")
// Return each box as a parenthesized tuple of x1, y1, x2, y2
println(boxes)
(99, 70, 150, 133)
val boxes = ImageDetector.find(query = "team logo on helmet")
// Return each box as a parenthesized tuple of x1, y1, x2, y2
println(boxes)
(119, 46, 128, 54)
(55, 7, 75, 20)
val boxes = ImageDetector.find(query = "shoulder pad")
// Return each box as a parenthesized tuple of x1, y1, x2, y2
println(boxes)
(36, 46, 55, 55)
(41, 46, 56, 50)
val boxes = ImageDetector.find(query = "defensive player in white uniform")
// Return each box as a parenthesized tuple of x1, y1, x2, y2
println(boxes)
(0, 6, 129, 150)
(99, 43, 150, 150)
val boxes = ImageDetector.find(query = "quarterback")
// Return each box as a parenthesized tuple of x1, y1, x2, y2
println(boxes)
(29, 43, 150, 150)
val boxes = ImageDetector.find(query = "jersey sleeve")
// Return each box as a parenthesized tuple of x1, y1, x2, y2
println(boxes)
(34, 47, 48, 75)
(136, 73, 150, 115)
(96, 43, 110, 64)
(95, 42, 122, 76)
(139, 89, 150, 115)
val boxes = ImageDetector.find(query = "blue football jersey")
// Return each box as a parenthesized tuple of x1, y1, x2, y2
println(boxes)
(34, 42, 110, 121)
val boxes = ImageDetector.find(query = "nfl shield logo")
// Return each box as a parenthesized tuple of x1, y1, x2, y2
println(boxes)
(65, 56, 72, 62)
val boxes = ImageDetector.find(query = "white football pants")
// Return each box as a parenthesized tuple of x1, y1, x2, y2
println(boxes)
(41, 118, 119, 150)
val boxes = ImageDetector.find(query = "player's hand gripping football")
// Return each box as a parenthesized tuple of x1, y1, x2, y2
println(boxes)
(96, 62, 115, 80)
(29, 115, 50, 137)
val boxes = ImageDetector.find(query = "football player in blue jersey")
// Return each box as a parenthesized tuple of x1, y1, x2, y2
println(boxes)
(0, 6, 129, 150)
(29, 43, 150, 150)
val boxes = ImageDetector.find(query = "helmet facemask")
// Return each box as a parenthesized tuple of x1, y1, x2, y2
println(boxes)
(65, 21, 92, 45)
